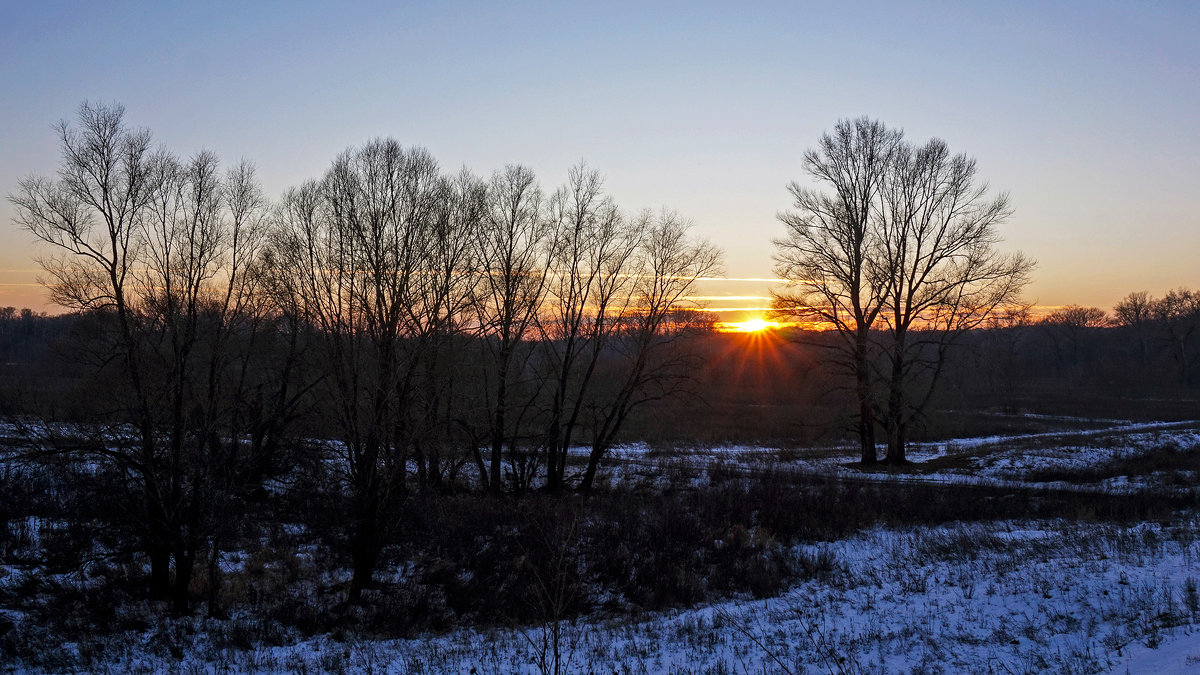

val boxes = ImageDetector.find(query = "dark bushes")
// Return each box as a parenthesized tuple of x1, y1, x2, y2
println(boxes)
(2, 444, 1195, 672)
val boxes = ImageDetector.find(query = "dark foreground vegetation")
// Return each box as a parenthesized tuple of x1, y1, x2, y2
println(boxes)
(2, 436, 1197, 671)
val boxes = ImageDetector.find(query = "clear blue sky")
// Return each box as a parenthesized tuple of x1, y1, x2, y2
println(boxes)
(2, 0, 1198, 314)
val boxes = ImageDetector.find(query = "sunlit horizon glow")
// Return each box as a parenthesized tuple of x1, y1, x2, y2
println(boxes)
(0, 272, 1126, 331)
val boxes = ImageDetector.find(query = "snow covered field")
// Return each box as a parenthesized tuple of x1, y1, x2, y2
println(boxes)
(606, 418, 1200, 495)
(43, 518, 1200, 673)
(4, 418, 1200, 673)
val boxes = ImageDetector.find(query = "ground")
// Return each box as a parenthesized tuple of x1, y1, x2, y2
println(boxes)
(4, 414, 1200, 673)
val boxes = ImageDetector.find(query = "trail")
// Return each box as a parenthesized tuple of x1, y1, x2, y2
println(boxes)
(604, 418, 1200, 496)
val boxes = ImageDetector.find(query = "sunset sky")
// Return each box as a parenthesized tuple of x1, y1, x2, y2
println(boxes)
(2, 1, 1197, 319)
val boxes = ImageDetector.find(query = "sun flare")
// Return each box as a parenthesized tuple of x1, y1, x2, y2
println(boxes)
(722, 317, 780, 333)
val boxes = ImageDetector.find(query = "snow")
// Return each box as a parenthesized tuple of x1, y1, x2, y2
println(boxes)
(18, 518, 1198, 674)
(1105, 629, 1200, 674)
(6, 416, 1200, 672)
(594, 420, 1200, 497)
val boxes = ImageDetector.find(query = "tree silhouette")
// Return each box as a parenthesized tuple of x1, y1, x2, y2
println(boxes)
(774, 118, 1032, 464)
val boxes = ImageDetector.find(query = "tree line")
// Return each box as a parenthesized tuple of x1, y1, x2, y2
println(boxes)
(985, 290, 1200, 390)
(6, 102, 721, 612)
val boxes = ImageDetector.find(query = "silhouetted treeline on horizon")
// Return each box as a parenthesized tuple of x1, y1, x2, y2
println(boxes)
(4, 291, 1198, 445)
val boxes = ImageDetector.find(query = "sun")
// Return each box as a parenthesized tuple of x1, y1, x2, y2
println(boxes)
(722, 317, 781, 333)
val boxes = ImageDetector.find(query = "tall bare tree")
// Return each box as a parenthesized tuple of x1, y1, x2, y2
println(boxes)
(267, 139, 442, 601)
(773, 118, 902, 465)
(473, 166, 722, 494)
(537, 164, 641, 493)
(576, 209, 722, 491)
(9, 102, 275, 612)
(774, 118, 1032, 465)
(874, 138, 1033, 463)
(403, 168, 486, 490)
(474, 165, 554, 494)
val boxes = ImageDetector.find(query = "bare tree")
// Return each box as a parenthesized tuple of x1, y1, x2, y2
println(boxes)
(1151, 288, 1200, 384)
(576, 208, 722, 491)
(472, 166, 721, 494)
(1039, 304, 1109, 369)
(267, 139, 442, 602)
(772, 118, 902, 465)
(471, 165, 556, 494)
(9, 102, 276, 613)
(969, 304, 1034, 410)
(1114, 292, 1153, 328)
(1113, 291, 1154, 366)
(1111, 288, 1200, 384)
(537, 164, 641, 493)
(10, 102, 168, 592)
(405, 168, 487, 490)
(774, 118, 1032, 465)
(873, 137, 1033, 463)
(1042, 305, 1109, 329)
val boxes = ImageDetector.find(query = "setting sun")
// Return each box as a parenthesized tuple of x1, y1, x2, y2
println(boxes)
(721, 317, 781, 333)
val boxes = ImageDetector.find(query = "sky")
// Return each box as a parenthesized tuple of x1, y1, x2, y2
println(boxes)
(2, 0, 1198, 319)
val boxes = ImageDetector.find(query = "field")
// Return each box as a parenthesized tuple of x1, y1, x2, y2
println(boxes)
(3, 414, 1200, 673)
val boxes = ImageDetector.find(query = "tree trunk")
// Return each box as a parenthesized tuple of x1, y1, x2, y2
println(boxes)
(545, 420, 564, 495)
(854, 333, 877, 465)
(427, 449, 442, 490)
(471, 445, 489, 492)
(348, 547, 377, 604)
(1176, 337, 1191, 384)
(348, 513, 379, 604)
(884, 334, 908, 465)
(414, 445, 428, 488)
(884, 416, 907, 465)
(148, 543, 171, 600)
(206, 541, 224, 618)
(489, 362, 509, 495)
(489, 437, 504, 496)
(171, 547, 195, 615)
(579, 445, 604, 494)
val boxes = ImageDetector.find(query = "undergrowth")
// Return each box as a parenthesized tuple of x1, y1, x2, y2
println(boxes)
(1, 445, 1198, 671)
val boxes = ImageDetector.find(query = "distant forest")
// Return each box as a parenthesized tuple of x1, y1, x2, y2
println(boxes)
(4, 291, 1198, 448)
